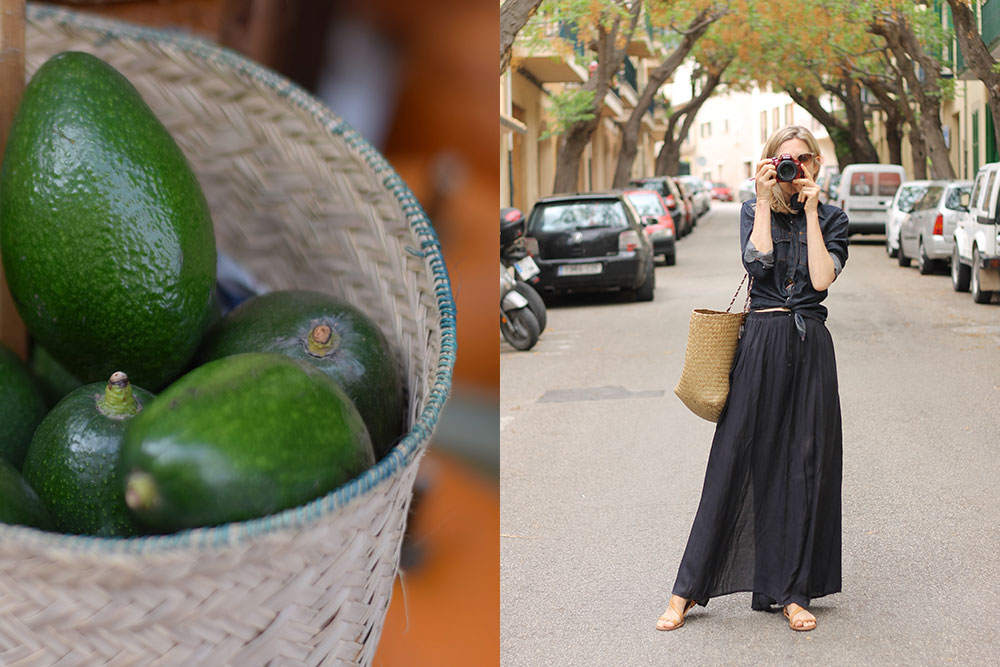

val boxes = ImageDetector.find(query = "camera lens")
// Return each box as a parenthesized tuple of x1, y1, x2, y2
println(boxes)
(776, 158, 798, 182)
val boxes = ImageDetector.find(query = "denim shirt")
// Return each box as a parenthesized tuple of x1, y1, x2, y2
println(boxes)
(740, 198, 849, 338)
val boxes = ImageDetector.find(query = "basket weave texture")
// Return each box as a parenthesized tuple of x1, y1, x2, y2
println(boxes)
(673, 309, 744, 422)
(0, 5, 455, 666)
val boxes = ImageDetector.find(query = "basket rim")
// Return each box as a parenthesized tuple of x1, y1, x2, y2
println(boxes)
(0, 3, 457, 554)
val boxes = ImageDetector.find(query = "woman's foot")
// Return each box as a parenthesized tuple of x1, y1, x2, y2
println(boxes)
(656, 595, 695, 631)
(783, 604, 816, 631)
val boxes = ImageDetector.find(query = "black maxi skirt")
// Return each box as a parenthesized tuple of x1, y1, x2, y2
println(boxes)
(671, 310, 842, 610)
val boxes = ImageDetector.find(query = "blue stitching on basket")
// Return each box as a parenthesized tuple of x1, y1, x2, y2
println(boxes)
(17, 4, 458, 555)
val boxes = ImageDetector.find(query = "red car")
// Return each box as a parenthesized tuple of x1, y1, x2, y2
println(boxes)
(710, 182, 733, 201)
(624, 189, 676, 265)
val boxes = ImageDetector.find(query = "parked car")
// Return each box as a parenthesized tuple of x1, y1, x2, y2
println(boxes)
(953, 162, 1000, 303)
(737, 177, 756, 202)
(674, 179, 697, 229)
(623, 188, 676, 265)
(629, 176, 692, 237)
(835, 163, 906, 235)
(710, 181, 732, 201)
(818, 171, 841, 204)
(898, 180, 972, 274)
(523, 192, 656, 301)
(885, 180, 932, 258)
(677, 175, 712, 218)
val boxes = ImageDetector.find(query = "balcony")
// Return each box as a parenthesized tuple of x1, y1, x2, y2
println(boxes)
(512, 45, 588, 83)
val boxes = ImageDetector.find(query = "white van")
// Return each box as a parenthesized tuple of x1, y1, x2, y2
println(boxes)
(952, 162, 1000, 303)
(836, 163, 907, 235)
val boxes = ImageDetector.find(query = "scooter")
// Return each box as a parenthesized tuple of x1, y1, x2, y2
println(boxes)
(501, 207, 547, 333)
(501, 262, 540, 351)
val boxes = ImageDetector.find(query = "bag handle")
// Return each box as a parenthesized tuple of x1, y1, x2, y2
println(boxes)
(725, 273, 753, 314)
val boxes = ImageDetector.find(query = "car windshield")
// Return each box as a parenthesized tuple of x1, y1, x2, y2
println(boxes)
(945, 185, 972, 211)
(897, 185, 929, 213)
(529, 200, 629, 233)
(626, 191, 666, 217)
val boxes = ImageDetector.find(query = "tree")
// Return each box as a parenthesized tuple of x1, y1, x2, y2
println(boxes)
(501, 0, 545, 76)
(868, 4, 956, 178)
(610, 3, 727, 187)
(946, 0, 1000, 159)
(655, 64, 727, 175)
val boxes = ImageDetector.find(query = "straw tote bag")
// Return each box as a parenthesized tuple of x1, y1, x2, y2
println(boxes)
(674, 274, 752, 422)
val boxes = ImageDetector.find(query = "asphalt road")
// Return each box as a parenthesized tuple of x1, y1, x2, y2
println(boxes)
(499, 201, 1000, 666)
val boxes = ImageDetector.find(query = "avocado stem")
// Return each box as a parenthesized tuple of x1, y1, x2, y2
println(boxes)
(96, 371, 140, 418)
(125, 470, 160, 512)
(306, 323, 340, 357)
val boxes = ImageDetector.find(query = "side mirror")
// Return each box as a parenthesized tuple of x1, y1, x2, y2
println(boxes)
(643, 216, 658, 227)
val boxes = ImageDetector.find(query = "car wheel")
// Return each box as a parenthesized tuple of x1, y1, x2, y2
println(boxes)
(635, 263, 655, 302)
(917, 238, 936, 275)
(952, 245, 970, 292)
(501, 307, 540, 350)
(971, 246, 994, 304)
(897, 232, 911, 267)
(665, 250, 676, 266)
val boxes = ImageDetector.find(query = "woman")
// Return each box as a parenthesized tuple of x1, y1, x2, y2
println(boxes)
(656, 126, 849, 633)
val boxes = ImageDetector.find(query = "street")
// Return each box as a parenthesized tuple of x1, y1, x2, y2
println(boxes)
(500, 201, 1000, 665)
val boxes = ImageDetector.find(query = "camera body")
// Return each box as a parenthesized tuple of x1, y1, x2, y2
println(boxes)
(769, 153, 806, 182)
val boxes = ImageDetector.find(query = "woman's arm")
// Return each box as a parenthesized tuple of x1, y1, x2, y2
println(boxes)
(795, 175, 838, 291)
(749, 159, 776, 254)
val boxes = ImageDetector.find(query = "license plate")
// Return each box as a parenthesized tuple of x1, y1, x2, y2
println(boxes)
(514, 256, 539, 280)
(558, 262, 602, 276)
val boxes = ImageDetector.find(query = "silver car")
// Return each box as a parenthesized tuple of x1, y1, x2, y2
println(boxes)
(885, 180, 932, 258)
(677, 175, 712, 218)
(898, 180, 972, 274)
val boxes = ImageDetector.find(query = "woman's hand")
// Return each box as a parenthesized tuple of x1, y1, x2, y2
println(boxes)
(794, 175, 820, 214)
(754, 159, 776, 203)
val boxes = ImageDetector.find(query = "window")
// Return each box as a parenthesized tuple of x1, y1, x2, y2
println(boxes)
(945, 185, 972, 212)
(983, 171, 996, 217)
(760, 111, 767, 143)
(772, 108, 779, 132)
(701, 122, 712, 138)
(724, 119, 729, 133)
(876, 172, 901, 197)
(969, 173, 983, 211)
(529, 200, 629, 233)
(785, 103, 793, 126)
(849, 172, 875, 196)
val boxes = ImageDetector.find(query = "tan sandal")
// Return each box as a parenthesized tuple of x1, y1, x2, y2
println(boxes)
(656, 596, 696, 631)
(783, 604, 816, 632)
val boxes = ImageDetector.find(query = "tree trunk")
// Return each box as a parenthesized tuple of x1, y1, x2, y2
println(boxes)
(837, 78, 881, 164)
(500, 0, 544, 76)
(611, 8, 723, 188)
(654, 68, 725, 176)
(870, 12, 955, 179)
(552, 2, 641, 194)
(783, 88, 878, 167)
(863, 76, 904, 165)
(947, 0, 1000, 161)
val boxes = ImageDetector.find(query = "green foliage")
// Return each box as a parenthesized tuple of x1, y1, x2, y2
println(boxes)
(540, 88, 597, 139)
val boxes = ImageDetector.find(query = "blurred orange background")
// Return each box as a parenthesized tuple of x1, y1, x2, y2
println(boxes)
(58, 0, 499, 664)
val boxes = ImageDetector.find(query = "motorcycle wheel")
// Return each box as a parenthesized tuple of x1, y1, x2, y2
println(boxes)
(501, 307, 540, 351)
(514, 280, 547, 333)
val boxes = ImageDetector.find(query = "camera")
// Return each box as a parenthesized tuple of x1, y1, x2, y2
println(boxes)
(769, 153, 805, 182)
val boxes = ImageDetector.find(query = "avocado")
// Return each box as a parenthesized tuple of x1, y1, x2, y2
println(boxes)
(0, 457, 54, 530)
(0, 51, 217, 389)
(0, 343, 48, 468)
(121, 352, 375, 532)
(195, 290, 404, 458)
(29, 343, 84, 408)
(22, 372, 152, 536)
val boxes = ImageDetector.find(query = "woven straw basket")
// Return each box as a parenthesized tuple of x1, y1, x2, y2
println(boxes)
(0, 5, 455, 665)
(673, 309, 744, 422)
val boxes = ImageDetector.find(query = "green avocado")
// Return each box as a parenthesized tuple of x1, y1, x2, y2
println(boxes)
(0, 51, 217, 389)
(0, 343, 48, 468)
(0, 457, 54, 530)
(21, 372, 153, 536)
(195, 290, 404, 459)
(120, 352, 375, 532)
(29, 343, 84, 408)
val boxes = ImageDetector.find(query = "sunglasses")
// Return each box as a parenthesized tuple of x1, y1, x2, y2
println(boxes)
(796, 153, 815, 164)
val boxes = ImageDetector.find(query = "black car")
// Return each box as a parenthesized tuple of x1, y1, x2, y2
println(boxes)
(523, 192, 656, 301)
(629, 176, 692, 237)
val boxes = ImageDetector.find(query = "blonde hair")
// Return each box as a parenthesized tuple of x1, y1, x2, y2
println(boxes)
(760, 125, 822, 214)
